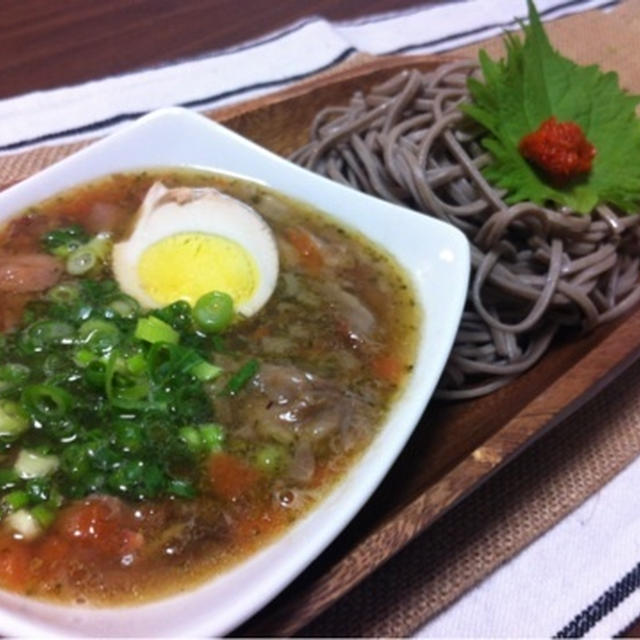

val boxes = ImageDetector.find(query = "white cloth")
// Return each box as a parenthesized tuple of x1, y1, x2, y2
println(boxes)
(1, 0, 635, 637)
(0, 0, 615, 154)
(416, 458, 640, 638)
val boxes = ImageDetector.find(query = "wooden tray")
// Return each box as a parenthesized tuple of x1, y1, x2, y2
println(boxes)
(212, 55, 640, 636)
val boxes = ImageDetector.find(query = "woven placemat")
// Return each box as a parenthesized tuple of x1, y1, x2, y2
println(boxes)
(0, 2, 638, 636)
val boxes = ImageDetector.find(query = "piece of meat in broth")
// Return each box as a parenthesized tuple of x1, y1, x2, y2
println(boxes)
(228, 363, 370, 483)
(0, 253, 64, 331)
(320, 281, 376, 344)
(0, 253, 63, 294)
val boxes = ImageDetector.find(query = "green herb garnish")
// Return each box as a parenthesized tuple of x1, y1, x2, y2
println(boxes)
(462, 0, 640, 214)
(0, 254, 243, 506)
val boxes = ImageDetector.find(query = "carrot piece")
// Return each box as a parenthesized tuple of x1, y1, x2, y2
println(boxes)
(35, 534, 70, 564)
(119, 529, 145, 554)
(0, 536, 32, 592)
(208, 453, 261, 501)
(56, 497, 140, 556)
(284, 227, 324, 272)
(33, 534, 71, 578)
(371, 353, 405, 384)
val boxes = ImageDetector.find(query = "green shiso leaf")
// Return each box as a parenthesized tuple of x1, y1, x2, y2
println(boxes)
(461, 0, 640, 214)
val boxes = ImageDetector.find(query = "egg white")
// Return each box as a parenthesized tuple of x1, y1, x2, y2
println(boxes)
(112, 181, 279, 316)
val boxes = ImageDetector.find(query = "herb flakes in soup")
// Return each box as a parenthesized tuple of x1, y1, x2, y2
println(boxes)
(0, 169, 419, 604)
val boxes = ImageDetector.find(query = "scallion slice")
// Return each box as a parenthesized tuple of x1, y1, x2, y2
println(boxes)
(135, 316, 179, 344)
(191, 360, 222, 382)
(4, 490, 29, 511)
(31, 504, 57, 528)
(14, 450, 59, 479)
(6, 509, 42, 540)
(21, 384, 73, 421)
(78, 318, 121, 353)
(199, 423, 225, 452)
(0, 400, 29, 438)
(0, 363, 30, 395)
(224, 359, 259, 395)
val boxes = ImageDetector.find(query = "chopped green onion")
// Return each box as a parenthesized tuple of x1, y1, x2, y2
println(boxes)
(111, 379, 150, 405)
(48, 418, 80, 442)
(147, 343, 201, 383)
(106, 294, 140, 319)
(200, 423, 225, 452)
(125, 352, 147, 375)
(19, 320, 75, 353)
(25, 477, 51, 503)
(21, 384, 73, 421)
(0, 364, 30, 395)
(4, 490, 29, 511)
(0, 243, 235, 507)
(135, 316, 179, 344)
(83, 360, 106, 388)
(66, 248, 97, 275)
(224, 359, 259, 395)
(31, 504, 56, 528)
(0, 469, 19, 491)
(6, 509, 42, 540)
(60, 443, 91, 479)
(85, 436, 118, 471)
(107, 459, 165, 499)
(80, 472, 106, 495)
(112, 421, 144, 454)
(178, 426, 201, 453)
(73, 348, 97, 367)
(153, 300, 193, 331)
(47, 488, 63, 509)
(254, 443, 288, 474)
(78, 318, 121, 353)
(104, 349, 118, 401)
(14, 450, 59, 479)
(66, 232, 112, 275)
(46, 281, 81, 303)
(42, 225, 89, 257)
(167, 479, 196, 498)
(191, 360, 223, 382)
(43, 353, 68, 377)
(87, 232, 113, 260)
(193, 291, 234, 334)
(0, 400, 29, 438)
(178, 424, 224, 454)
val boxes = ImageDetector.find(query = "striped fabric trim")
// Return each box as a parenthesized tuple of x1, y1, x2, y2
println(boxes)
(0, 0, 618, 155)
(384, 0, 620, 55)
(0, 47, 356, 154)
(556, 562, 640, 638)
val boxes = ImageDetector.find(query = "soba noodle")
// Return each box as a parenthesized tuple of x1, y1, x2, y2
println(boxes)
(291, 61, 640, 400)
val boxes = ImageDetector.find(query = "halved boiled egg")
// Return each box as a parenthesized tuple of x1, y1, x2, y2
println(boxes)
(112, 182, 279, 317)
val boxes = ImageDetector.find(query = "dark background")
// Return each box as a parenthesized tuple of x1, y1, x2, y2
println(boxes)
(0, 0, 439, 99)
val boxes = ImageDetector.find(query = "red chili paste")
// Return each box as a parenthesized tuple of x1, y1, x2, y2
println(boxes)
(519, 116, 595, 185)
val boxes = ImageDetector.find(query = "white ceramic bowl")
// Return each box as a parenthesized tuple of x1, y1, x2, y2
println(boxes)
(0, 108, 469, 637)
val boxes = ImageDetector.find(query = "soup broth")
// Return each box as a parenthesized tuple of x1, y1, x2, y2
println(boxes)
(0, 169, 419, 604)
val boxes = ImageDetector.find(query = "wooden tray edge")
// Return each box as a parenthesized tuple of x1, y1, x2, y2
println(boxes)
(212, 53, 462, 122)
(212, 55, 640, 635)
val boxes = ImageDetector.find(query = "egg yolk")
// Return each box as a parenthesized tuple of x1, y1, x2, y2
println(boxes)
(137, 232, 260, 307)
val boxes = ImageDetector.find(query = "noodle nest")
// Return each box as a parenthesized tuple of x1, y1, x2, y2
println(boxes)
(291, 61, 640, 400)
